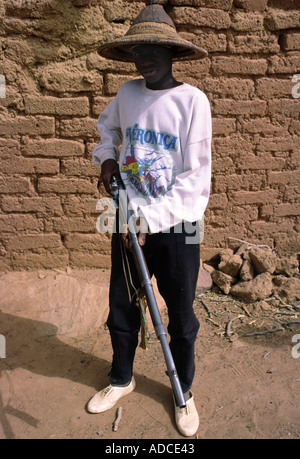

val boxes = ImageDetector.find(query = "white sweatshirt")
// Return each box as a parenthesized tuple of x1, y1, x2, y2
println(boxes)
(93, 79, 212, 234)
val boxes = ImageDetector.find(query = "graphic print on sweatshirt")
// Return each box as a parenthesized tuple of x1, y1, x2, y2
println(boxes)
(121, 123, 177, 199)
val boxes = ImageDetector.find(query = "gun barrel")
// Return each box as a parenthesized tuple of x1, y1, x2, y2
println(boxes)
(113, 175, 186, 408)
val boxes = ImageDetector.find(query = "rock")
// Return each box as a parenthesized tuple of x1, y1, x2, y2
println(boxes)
(212, 270, 236, 295)
(235, 243, 251, 259)
(275, 256, 299, 277)
(230, 272, 274, 303)
(196, 266, 213, 294)
(240, 259, 255, 281)
(203, 263, 215, 275)
(273, 275, 300, 302)
(218, 252, 243, 277)
(248, 247, 277, 274)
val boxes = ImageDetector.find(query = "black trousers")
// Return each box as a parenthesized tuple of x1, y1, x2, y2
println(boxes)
(107, 223, 200, 394)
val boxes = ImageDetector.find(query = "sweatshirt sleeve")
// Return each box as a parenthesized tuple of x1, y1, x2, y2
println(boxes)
(139, 94, 212, 234)
(92, 95, 122, 166)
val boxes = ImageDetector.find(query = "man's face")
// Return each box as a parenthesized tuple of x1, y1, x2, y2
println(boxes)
(132, 44, 174, 86)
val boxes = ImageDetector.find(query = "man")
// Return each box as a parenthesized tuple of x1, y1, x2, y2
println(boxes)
(88, 1, 212, 437)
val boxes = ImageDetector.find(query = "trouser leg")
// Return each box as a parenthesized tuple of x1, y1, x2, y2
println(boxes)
(150, 225, 200, 394)
(107, 232, 141, 386)
(107, 224, 200, 393)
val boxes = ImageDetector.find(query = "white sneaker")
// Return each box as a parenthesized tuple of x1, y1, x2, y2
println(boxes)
(87, 377, 136, 414)
(174, 392, 199, 437)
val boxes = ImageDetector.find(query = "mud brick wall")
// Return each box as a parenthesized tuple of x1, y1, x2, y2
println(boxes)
(0, 0, 299, 271)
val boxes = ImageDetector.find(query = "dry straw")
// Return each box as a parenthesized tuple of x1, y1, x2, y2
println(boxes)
(97, 0, 207, 62)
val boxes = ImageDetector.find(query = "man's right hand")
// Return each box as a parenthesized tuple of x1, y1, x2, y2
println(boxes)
(100, 159, 120, 194)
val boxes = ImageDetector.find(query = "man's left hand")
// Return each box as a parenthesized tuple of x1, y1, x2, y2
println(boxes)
(121, 217, 148, 250)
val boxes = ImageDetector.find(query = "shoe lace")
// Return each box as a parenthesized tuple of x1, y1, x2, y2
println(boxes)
(102, 386, 113, 397)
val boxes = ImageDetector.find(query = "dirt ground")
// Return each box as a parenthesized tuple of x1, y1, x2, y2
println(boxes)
(0, 269, 300, 440)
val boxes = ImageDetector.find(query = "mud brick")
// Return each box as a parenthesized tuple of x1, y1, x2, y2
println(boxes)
(212, 56, 268, 75)
(208, 193, 228, 209)
(1, 197, 63, 217)
(69, 251, 111, 269)
(173, 58, 211, 78)
(0, 157, 59, 175)
(6, 234, 63, 251)
(234, 0, 268, 12)
(0, 177, 31, 194)
(62, 196, 101, 216)
(231, 190, 279, 205)
(10, 253, 69, 270)
(24, 96, 90, 116)
(256, 78, 293, 99)
(64, 233, 110, 251)
(256, 136, 295, 152)
(61, 158, 99, 177)
(268, 170, 299, 186)
(265, 9, 300, 31)
(169, 0, 233, 9)
(0, 115, 55, 136)
(274, 203, 300, 217)
(22, 139, 85, 158)
(203, 77, 255, 99)
(213, 118, 236, 135)
(59, 118, 99, 139)
(92, 96, 113, 116)
(238, 153, 285, 170)
(231, 11, 264, 31)
(0, 138, 20, 158)
(104, 74, 137, 96)
(38, 177, 96, 195)
(268, 54, 300, 74)
(250, 220, 292, 236)
(38, 64, 103, 93)
(290, 119, 300, 135)
(170, 7, 231, 29)
(213, 173, 264, 193)
(5, 0, 58, 18)
(268, 99, 300, 117)
(213, 99, 267, 116)
(52, 217, 97, 234)
(0, 214, 42, 233)
(214, 135, 255, 157)
(211, 157, 235, 174)
(280, 33, 300, 51)
(241, 118, 288, 135)
(228, 34, 280, 54)
(175, 31, 227, 53)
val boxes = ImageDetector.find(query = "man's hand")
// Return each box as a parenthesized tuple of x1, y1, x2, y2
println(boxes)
(100, 159, 120, 194)
(121, 217, 148, 250)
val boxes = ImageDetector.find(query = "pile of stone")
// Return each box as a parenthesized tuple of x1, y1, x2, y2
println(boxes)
(203, 244, 300, 304)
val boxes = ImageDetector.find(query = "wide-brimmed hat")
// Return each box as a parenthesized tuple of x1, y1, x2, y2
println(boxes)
(97, 0, 207, 62)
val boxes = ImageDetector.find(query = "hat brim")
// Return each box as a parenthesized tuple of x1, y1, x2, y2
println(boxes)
(97, 36, 208, 62)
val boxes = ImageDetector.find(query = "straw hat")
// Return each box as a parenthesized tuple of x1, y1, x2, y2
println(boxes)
(97, 0, 207, 62)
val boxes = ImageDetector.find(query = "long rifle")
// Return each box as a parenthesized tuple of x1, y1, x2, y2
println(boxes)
(110, 175, 186, 409)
